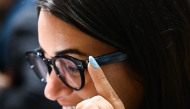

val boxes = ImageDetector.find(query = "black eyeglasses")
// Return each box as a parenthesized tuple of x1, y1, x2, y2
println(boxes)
(25, 48, 127, 90)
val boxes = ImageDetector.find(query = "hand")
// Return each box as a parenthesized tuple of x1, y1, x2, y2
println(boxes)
(76, 56, 125, 109)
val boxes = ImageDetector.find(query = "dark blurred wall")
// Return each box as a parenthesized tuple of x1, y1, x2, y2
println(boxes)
(0, 0, 61, 109)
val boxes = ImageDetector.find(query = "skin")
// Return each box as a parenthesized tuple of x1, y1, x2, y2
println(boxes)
(38, 9, 143, 109)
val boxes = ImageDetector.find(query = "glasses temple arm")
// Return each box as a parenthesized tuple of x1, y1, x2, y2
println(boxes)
(82, 52, 127, 69)
(95, 52, 127, 66)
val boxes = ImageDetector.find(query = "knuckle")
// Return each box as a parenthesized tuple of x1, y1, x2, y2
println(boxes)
(82, 103, 99, 109)
(92, 95, 104, 101)
(97, 75, 107, 83)
(105, 90, 120, 103)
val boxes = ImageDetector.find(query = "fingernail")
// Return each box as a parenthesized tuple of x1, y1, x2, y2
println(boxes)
(89, 56, 99, 69)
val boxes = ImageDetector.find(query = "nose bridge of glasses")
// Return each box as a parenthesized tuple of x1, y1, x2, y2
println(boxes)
(43, 58, 53, 74)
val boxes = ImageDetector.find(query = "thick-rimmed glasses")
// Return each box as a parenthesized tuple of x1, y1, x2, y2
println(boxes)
(25, 48, 127, 90)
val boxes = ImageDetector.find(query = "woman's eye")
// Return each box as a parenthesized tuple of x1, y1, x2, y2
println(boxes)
(68, 66, 79, 74)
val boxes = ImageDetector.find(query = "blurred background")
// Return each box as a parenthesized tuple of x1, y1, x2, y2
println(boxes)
(0, 0, 61, 109)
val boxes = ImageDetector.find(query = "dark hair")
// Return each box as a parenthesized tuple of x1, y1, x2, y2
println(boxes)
(38, 0, 190, 109)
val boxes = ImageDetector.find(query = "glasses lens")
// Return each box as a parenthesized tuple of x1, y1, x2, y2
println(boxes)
(55, 58, 82, 89)
(27, 52, 48, 83)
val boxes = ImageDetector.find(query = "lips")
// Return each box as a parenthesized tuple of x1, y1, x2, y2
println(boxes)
(58, 99, 77, 109)
(62, 106, 76, 109)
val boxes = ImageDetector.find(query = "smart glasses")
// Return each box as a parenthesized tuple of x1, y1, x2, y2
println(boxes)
(25, 48, 127, 90)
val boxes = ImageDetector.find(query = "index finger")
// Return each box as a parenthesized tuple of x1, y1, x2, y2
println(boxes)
(88, 56, 125, 109)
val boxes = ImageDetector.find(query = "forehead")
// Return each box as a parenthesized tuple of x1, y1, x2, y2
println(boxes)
(38, 10, 116, 58)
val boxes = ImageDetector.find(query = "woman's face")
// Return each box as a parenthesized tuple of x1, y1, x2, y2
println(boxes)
(38, 10, 143, 109)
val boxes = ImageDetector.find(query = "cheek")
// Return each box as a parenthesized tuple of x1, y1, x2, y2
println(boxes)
(75, 63, 130, 100)
(76, 70, 98, 99)
(101, 63, 130, 90)
(102, 63, 143, 108)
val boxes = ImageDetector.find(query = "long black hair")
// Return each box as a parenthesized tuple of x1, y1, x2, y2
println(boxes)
(38, 0, 190, 109)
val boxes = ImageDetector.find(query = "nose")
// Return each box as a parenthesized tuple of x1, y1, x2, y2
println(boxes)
(44, 69, 73, 101)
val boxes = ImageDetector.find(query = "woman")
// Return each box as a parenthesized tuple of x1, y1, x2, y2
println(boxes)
(25, 0, 190, 109)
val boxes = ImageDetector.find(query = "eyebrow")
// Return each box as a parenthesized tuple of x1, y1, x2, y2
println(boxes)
(40, 46, 88, 57)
